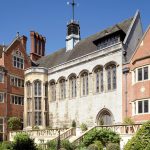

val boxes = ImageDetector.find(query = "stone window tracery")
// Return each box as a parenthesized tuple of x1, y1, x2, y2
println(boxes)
(81, 72, 88, 96)
(106, 64, 117, 91)
(69, 75, 77, 98)
(94, 67, 103, 93)
(34, 80, 42, 126)
(50, 81, 56, 101)
(59, 78, 66, 100)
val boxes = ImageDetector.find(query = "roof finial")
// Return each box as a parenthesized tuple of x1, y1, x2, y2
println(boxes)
(16, 32, 20, 38)
(67, 0, 77, 21)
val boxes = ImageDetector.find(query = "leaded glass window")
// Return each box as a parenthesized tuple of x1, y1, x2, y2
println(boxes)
(69, 76, 77, 98)
(81, 72, 88, 96)
(59, 79, 66, 100)
(106, 64, 117, 91)
(50, 81, 56, 101)
(95, 67, 103, 93)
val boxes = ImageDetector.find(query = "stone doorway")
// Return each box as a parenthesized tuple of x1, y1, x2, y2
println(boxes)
(96, 108, 113, 125)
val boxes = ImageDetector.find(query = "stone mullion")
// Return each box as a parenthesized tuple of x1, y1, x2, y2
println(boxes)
(24, 84, 27, 128)
(65, 80, 69, 99)
(76, 77, 80, 98)
(103, 68, 107, 92)
(32, 83, 35, 127)
(55, 83, 59, 101)
(42, 83, 46, 128)
(88, 73, 93, 95)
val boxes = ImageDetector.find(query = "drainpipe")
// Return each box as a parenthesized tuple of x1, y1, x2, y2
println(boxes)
(4, 69, 8, 141)
(123, 67, 130, 117)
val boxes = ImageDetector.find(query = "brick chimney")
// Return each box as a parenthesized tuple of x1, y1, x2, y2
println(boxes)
(30, 31, 46, 61)
(20, 35, 27, 50)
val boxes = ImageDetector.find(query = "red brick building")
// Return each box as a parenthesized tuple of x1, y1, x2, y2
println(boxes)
(123, 26, 150, 122)
(0, 35, 31, 141)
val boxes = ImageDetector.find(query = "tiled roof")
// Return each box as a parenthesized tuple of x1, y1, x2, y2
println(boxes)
(37, 17, 133, 68)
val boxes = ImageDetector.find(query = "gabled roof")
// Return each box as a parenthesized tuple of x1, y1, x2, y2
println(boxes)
(37, 17, 133, 69)
(131, 25, 150, 64)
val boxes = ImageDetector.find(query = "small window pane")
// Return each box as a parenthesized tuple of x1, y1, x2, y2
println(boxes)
(0, 73, 3, 82)
(138, 101, 142, 113)
(0, 93, 4, 103)
(144, 67, 148, 80)
(138, 68, 142, 81)
(144, 100, 149, 113)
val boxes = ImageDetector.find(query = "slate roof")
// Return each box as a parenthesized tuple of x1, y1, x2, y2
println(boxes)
(37, 17, 133, 68)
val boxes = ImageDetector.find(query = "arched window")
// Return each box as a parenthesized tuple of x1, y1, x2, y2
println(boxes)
(26, 81, 32, 126)
(50, 80, 56, 101)
(81, 72, 88, 96)
(94, 67, 103, 93)
(59, 78, 66, 100)
(34, 80, 42, 126)
(106, 64, 117, 91)
(69, 75, 77, 98)
(26, 81, 31, 98)
(13, 50, 24, 69)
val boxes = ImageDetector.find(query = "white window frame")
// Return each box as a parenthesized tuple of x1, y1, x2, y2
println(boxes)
(11, 95, 24, 105)
(133, 65, 150, 84)
(0, 92, 4, 103)
(13, 50, 24, 69)
(10, 75, 24, 88)
(0, 72, 4, 83)
(132, 99, 150, 115)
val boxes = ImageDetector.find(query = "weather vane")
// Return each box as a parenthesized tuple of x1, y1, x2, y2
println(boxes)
(67, 0, 78, 21)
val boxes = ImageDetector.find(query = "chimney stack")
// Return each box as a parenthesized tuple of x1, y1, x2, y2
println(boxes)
(30, 31, 46, 61)
(20, 35, 27, 50)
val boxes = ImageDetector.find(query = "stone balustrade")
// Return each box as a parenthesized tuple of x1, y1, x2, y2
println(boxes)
(72, 123, 142, 145)
(9, 128, 68, 143)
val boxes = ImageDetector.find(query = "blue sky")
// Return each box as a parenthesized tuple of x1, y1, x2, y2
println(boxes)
(0, 0, 149, 55)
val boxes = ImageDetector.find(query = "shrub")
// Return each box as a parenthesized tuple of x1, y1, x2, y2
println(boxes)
(80, 123, 88, 132)
(94, 141, 103, 150)
(0, 141, 12, 150)
(82, 128, 120, 147)
(106, 143, 120, 150)
(124, 121, 150, 150)
(47, 139, 75, 150)
(47, 140, 57, 150)
(87, 144, 98, 150)
(123, 117, 134, 125)
(72, 120, 76, 128)
(12, 133, 37, 150)
(61, 139, 75, 150)
(8, 117, 22, 131)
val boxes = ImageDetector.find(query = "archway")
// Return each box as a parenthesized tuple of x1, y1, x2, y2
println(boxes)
(96, 108, 114, 125)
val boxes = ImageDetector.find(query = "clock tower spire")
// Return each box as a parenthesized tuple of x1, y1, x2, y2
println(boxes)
(66, 0, 80, 51)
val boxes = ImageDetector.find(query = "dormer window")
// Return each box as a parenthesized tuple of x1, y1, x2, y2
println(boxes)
(13, 50, 24, 69)
(97, 35, 120, 50)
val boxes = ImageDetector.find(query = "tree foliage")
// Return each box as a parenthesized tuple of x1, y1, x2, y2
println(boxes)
(124, 121, 150, 150)
(8, 117, 22, 131)
(12, 133, 37, 150)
